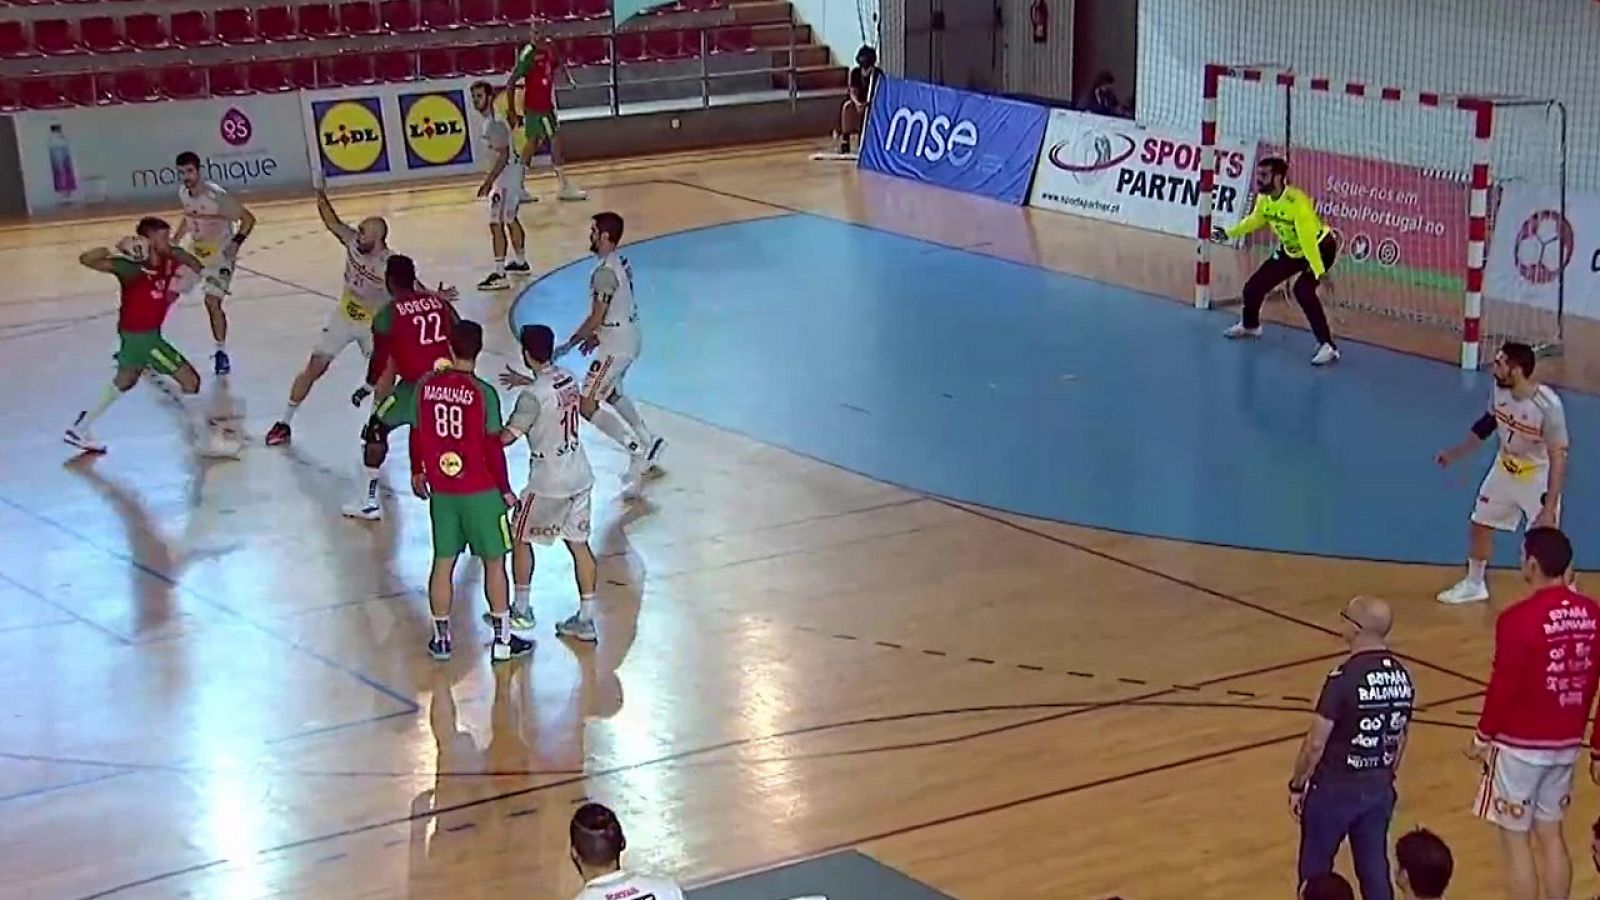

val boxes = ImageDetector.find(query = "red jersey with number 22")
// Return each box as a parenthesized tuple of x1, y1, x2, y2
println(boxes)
(378, 290, 456, 382)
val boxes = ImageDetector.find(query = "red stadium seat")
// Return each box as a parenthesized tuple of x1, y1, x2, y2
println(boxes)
(418, 48, 457, 79)
(571, 0, 608, 19)
(325, 53, 375, 86)
(535, 0, 573, 19)
(489, 41, 516, 71)
(299, 3, 338, 37)
(256, 6, 295, 41)
(113, 69, 162, 103)
(288, 57, 319, 89)
(81, 17, 123, 52)
(207, 65, 252, 95)
(339, 1, 380, 34)
(419, 0, 459, 29)
(374, 51, 415, 82)
(20, 77, 67, 109)
(380, 0, 420, 31)
(456, 45, 495, 75)
(644, 30, 688, 59)
(0, 79, 20, 113)
(564, 35, 606, 66)
(171, 11, 217, 47)
(614, 32, 646, 62)
(125, 13, 168, 49)
(62, 73, 106, 106)
(216, 8, 257, 43)
(712, 25, 751, 52)
(460, 0, 497, 25)
(0, 21, 35, 57)
(498, 0, 533, 22)
(158, 66, 206, 100)
(34, 20, 80, 55)
(246, 60, 291, 92)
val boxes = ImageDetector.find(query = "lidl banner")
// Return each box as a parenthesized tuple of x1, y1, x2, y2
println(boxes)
(399, 89, 473, 169)
(857, 77, 1048, 206)
(1486, 185, 1600, 321)
(299, 78, 511, 187)
(311, 96, 390, 179)
(1027, 109, 1257, 237)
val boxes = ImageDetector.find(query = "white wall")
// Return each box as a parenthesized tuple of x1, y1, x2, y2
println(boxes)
(1136, 0, 1600, 189)
(1000, 0, 1074, 99)
(790, 0, 880, 66)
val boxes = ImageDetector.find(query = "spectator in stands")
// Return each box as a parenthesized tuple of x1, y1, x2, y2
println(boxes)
(835, 45, 880, 155)
(1394, 828, 1453, 899)
(567, 803, 686, 900)
(1302, 873, 1356, 900)
(1080, 69, 1129, 118)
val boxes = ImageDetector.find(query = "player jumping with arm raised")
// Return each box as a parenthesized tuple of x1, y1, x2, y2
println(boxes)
(266, 190, 392, 446)
(505, 19, 586, 202)
(172, 151, 256, 375)
(1435, 341, 1569, 605)
(66, 218, 241, 459)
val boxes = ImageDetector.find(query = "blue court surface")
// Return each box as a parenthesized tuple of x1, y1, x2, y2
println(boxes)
(511, 213, 1599, 566)
(689, 850, 955, 899)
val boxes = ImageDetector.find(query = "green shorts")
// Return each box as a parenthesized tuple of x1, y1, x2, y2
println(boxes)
(430, 490, 512, 559)
(116, 330, 188, 376)
(375, 380, 417, 429)
(523, 112, 557, 142)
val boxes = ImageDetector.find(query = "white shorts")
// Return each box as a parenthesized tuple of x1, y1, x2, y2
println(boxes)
(511, 487, 592, 545)
(312, 298, 377, 360)
(1474, 745, 1574, 832)
(488, 183, 522, 225)
(183, 243, 236, 298)
(581, 352, 633, 403)
(1472, 457, 1554, 532)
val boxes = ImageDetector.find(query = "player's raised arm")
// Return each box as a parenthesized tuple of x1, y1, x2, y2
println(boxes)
(171, 247, 206, 274)
(314, 190, 358, 244)
(78, 246, 121, 274)
(1220, 192, 1266, 242)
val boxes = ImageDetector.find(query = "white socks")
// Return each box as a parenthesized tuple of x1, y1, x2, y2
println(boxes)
(1467, 558, 1488, 585)
(282, 402, 299, 424)
(578, 594, 595, 622)
(82, 382, 123, 427)
(363, 465, 381, 500)
(512, 584, 531, 615)
(589, 406, 641, 454)
(610, 395, 652, 447)
(494, 257, 505, 275)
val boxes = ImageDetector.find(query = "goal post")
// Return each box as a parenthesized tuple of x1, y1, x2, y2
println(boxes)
(1193, 63, 1568, 370)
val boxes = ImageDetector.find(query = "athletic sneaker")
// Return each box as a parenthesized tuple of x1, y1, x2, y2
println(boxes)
(621, 451, 649, 498)
(64, 413, 106, 454)
(342, 498, 382, 521)
(1223, 323, 1263, 339)
(478, 272, 510, 291)
(556, 613, 597, 643)
(350, 385, 373, 408)
(1311, 344, 1341, 366)
(482, 608, 536, 632)
(558, 184, 588, 202)
(645, 436, 666, 473)
(505, 260, 532, 275)
(491, 634, 534, 662)
(265, 421, 291, 446)
(213, 350, 232, 375)
(428, 633, 452, 660)
(1437, 579, 1490, 605)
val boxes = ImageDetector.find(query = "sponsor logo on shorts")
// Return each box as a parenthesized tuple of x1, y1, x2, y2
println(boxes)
(400, 90, 473, 169)
(313, 98, 389, 177)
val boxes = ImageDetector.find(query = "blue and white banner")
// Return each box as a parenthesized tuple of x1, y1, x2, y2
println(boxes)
(857, 76, 1049, 206)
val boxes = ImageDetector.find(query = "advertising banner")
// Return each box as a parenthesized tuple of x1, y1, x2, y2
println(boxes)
(1027, 110, 1257, 237)
(857, 76, 1049, 206)
(299, 79, 499, 188)
(1486, 185, 1600, 321)
(13, 95, 312, 214)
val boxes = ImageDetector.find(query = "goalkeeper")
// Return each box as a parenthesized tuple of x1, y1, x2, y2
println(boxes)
(1212, 156, 1341, 366)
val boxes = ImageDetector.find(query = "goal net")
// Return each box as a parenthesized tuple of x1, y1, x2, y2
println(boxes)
(1194, 63, 1569, 369)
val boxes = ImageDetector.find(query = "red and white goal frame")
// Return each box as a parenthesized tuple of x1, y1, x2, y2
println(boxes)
(1193, 64, 1498, 370)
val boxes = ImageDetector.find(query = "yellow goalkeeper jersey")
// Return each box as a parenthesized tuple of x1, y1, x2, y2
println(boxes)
(1225, 186, 1332, 278)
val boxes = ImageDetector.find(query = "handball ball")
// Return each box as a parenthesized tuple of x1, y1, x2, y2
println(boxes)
(115, 236, 150, 262)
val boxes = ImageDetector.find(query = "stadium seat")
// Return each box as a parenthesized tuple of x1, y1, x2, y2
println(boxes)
(61, 73, 106, 106)
(564, 35, 606, 66)
(246, 60, 291, 92)
(34, 20, 81, 55)
(81, 17, 124, 53)
(171, 11, 217, 47)
(571, 0, 609, 19)
(418, 48, 457, 79)
(339, 1, 380, 34)
(207, 64, 252, 95)
(498, 0, 534, 22)
(380, 0, 420, 31)
(158, 66, 206, 100)
(645, 30, 689, 59)
(374, 50, 415, 82)
(712, 25, 751, 53)
(288, 57, 318, 88)
(20, 77, 67, 109)
(299, 3, 338, 38)
(488, 41, 516, 70)
(419, 0, 459, 29)
(535, 0, 573, 19)
(456, 44, 494, 75)
(614, 32, 646, 62)
(0, 21, 35, 57)
(0, 79, 20, 113)
(460, 0, 497, 25)
(113, 69, 162, 103)
(325, 53, 376, 86)
(125, 13, 169, 49)
(215, 8, 258, 43)
(256, 6, 295, 41)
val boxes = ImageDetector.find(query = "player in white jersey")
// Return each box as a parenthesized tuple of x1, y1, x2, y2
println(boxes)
(567, 803, 686, 900)
(172, 151, 256, 376)
(264, 191, 393, 446)
(470, 80, 531, 292)
(495, 324, 600, 641)
(1435, 341, 1569, 604)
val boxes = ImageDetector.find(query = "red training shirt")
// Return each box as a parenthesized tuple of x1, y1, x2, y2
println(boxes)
(374, 289, 457, 383)
(1476, 584, 1600, 762)
(110, 255, 183, 333)
(410, 369, 513, 496)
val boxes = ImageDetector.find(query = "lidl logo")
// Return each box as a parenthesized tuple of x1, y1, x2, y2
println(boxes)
(313, 98, 388, 177)
(400, 90, 472, 169)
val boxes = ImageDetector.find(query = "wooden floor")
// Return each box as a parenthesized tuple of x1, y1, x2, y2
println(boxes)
(0, 142, 1593, 899)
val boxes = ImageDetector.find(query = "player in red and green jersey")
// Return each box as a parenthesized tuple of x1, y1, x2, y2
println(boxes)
(345, 254, 459, 521)
(66, 216, 241, 459)
(505, 20, 587, 202)
(410, 319, 530, 662)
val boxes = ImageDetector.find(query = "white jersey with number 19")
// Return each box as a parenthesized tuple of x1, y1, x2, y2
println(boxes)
(571, 869, 686, 900)
(506, 365, 594, 498)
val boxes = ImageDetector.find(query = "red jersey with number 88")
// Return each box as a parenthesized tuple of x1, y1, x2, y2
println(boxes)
(411, 369, 513, 496)
(375, 290, 457, 383)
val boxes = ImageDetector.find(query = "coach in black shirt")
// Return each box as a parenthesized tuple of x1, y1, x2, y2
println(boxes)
(1289, 595, 1414, 900)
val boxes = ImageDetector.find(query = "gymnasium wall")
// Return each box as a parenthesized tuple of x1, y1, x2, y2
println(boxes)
(999, 0, 1073, 100)
(1135, 0, 1600, 190)
(789, 0, 879, 65)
